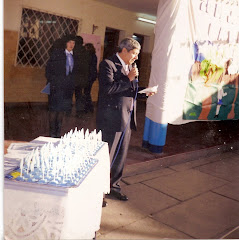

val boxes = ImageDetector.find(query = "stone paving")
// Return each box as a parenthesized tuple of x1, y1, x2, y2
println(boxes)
(97, 147, 239, 239)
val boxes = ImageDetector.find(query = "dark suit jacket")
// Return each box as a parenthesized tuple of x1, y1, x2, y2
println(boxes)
(74, 46, 91, 88)
(89, 53, 98, 83)
(45, 48, 78, 87)
(96, 54, 138, 133)
(45, 49, 78, 111)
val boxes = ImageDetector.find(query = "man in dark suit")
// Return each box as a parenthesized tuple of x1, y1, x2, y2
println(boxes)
(96, 37, 141, 202)
(74, 36, 92, 116)
(45, 35, 78, 138)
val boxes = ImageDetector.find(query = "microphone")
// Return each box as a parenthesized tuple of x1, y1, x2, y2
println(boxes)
(132, 62, 139, 82)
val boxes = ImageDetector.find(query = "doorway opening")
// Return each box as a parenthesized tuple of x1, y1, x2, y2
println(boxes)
(132, 33, 144, 70)
(103, 27, 120, 59)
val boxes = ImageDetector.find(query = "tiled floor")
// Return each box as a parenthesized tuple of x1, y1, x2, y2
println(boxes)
(152, 191, 239, 239)
(195, 155, 239, 182)
(142, 169, 228, 201)
(98, 149, 239, 239)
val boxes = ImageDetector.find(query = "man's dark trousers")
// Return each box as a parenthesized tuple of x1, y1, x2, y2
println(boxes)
(102, 124, 131, 193)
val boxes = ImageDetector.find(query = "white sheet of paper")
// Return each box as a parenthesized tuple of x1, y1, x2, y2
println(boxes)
(138, 85, 158, 94)
(7, 142, 45, 152)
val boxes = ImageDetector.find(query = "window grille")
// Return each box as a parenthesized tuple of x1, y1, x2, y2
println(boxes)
(16, 8, 80, 68)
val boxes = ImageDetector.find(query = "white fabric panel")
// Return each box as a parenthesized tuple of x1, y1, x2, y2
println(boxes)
(146, 0, 194, 124)
(146, 0, 239, 125)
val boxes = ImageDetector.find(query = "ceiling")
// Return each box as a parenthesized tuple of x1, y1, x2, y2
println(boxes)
(95, 0, 159, 18)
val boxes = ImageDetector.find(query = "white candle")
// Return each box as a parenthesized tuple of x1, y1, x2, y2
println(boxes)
(42, 161, 45, 180)
(20, 158, 24, 177)
(85, 129, 89, 139)
(97, 130, 102, 142)
(93, 129, 97, 141)
(26, 153, 32, 174)
(30, 154, 35, 173)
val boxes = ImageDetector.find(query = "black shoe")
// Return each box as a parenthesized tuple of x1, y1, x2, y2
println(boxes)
(102, 199, 108, 207)
(110, 190, 128, 201)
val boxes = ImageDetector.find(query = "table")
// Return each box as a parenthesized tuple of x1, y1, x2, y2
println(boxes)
(4, 136, 110, 240)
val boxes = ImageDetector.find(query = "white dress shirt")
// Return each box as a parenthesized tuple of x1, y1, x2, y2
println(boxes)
(116, 52, 129, 74)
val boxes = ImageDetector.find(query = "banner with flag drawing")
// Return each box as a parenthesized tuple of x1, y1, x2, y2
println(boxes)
(146, 0, 239, 125)
(183, 42, 239, 120)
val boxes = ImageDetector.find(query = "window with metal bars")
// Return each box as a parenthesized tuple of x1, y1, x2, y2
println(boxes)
(16, 8, 80, 68)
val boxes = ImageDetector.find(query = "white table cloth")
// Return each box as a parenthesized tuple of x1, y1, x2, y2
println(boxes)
(4, 136, 110, 240)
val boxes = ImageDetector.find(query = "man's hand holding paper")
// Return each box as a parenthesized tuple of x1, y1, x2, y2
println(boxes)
(138, 85, 158, 96)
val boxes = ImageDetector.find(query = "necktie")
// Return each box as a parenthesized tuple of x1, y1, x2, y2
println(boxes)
(66, 53, 74, 75)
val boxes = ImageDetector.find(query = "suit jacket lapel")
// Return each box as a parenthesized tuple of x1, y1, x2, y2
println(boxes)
(112, 55, 136, 91)
(113, 54, 128, 76)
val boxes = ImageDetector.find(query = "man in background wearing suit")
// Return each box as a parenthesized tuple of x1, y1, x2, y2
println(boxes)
(96, 37, 141, 202)
(45, 35, 78, 138)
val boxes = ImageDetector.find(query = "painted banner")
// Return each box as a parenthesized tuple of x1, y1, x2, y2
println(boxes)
(143, 0, 239, 152)
(146, 0, 239, 125)
(183, 41, 239, 120)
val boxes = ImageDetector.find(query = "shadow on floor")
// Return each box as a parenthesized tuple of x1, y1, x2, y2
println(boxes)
(4, 100, 239, 165)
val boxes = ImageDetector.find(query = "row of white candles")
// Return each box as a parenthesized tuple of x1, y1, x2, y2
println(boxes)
(19, 128, 103, 184)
